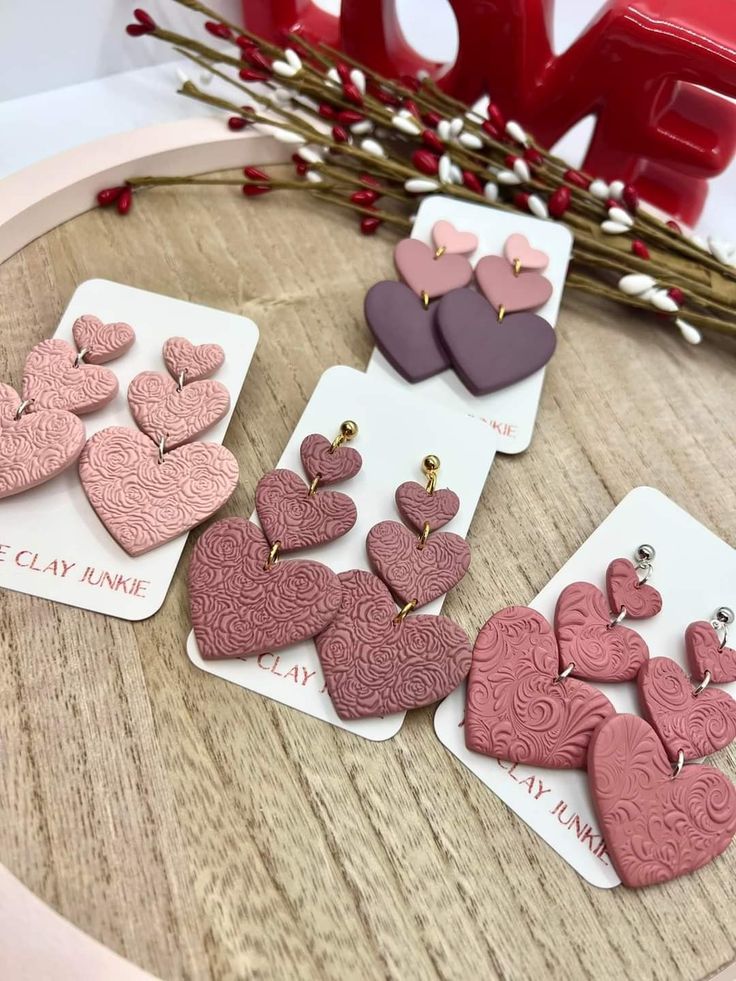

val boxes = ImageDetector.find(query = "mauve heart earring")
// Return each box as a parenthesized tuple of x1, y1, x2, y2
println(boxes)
(315, 455, 472, 720)
(686, 606, 736, 685)
(364, 219, 477, 383)
(553, 544, 661, 682)
(79, 337, 238, 556)
(189, 421, 361, 660)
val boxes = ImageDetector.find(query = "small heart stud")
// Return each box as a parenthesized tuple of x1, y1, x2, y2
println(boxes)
(432, 220, 478, 255)
(504, 233, 549, 271)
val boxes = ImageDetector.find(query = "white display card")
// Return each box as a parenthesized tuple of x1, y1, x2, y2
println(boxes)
(188, 365, 497, 741)
(0, 279, 259, 619)
(434, 486, 736, 887)
(367, 195, 573, 455)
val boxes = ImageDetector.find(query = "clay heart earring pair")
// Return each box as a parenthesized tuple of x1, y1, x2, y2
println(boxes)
(79, 337, 238, 556)
(0, 314, 136, 500)
(189, 421, 362, 659)
(316, 455, 473, 720)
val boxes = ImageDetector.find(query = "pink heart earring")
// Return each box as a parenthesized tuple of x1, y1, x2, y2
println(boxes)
(686, 606, 736, 685)
(316, 455, 472, 720)
(189, 420, 362, 659)
(79, 337, 238, 556)
(554, 544, 661, 682)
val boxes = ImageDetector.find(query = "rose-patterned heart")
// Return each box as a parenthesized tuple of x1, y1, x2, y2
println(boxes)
(72, 314, 135, 364)
(395, 480, 460, 533)
(465, 607, 614, 768)
(687, 620, 736, 684)
(300, 433, 362, 486)
(79, 427, 238, 556)
(606, 557, 662, 618)
(22, 339, 118, 415)
(315, 569, 472, 719)
(394, 239, 473, 299)
(0, 383, 85, 500)
(366, 520, 470, 607)
(432, 220, 478, 256)
(189, 517, 343, 659)
(554, 581, 649, 681)
(163, 336, 225, 382)
(127, 371, 230, 448)
(255, 469, 357, 552)
(589, 714, 736, 887)
(364, 281, 450, 383)
(475, 255, 553, 313)
(504, 234, 549, 271)
(637, 656, 736, 760)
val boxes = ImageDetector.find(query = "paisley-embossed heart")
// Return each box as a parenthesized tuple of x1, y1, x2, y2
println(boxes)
(589, 713, 736, 887)
(189, 517, 343, 659)
(475, 255, 553, 313)
(504, 233, 549, 271)
(366, 520, 470, 608)
(365, 281, 450, 383)
(395, 481, 460, 533)
(72, 314, 135, 364)
(554, 581, 649, 681)
(255, 469, 357, 552)
(465, 606, 615, 768)
(127, 371, 230, 448)
(300, 433, 362, 486)
(0, 383, 85, 500)
(432, 220, 478, 255)
(163, 336, 225, 382)
(394, 239, 473, 298)
(686, 620, 736, 684)
(637, 656, 736, 761)
(79, 427, 238, 556)
(22, 339, 118, 414)
(606, 557, 662, 619)
(315, 569, 472, 719)
(436, 288, 556, 395)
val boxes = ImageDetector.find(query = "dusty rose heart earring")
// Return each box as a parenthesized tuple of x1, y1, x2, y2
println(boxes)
(79, 337, 238, 556)
(316, 455, 472, 720)
(686, 606, 736, 685)
(554, 544, 661, 682)
(437, 232, 557, 395)
(364, 219, 477, 384)
(189, 420, 362, 660)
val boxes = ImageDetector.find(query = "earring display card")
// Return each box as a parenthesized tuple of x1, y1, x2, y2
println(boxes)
(188, 365, 497, 741)
(434, 486, 736, 888)
(367, 195, 573, 455)
(0, 279, 259, 619)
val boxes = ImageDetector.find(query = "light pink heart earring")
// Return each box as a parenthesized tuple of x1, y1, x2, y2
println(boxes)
(78, 337, 238, 556)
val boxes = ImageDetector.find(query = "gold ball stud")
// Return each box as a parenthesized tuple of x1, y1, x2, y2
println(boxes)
(340, 420, 358, 440)
(422, 454, 440, 474)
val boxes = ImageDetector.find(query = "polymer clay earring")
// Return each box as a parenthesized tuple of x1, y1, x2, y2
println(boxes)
(554, 544, 661, 682)
(79, 338, 237, 556)
(437, 233, 557, 395)
(686, 606, 736, 685)
(364, 219, 476, 383)
(189, 421, 361, 659)
(316, 455, 472, 720)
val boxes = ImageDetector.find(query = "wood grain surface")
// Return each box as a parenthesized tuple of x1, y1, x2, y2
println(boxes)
(1, 168, 735, 981)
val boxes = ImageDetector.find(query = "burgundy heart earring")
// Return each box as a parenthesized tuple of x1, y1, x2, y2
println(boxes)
(189, 420, 362, 659)
(316, 455, 472, 720)
(364, 219, 477, 384)
(437, 232, 557, 395)
(79, 337, 237, 556)
(554, 544, 661, 683)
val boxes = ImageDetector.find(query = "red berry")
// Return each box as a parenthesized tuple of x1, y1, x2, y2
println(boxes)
(351, 189, 379, 206)
(402, 99, 419, 118)
(96, 186, 124, 207)
(666, 219, 682, 234)
(294, 160, 308, 176)
(605, 197, 619, 211)
(462, 170, 483, 194)
(548, 186, 571, 218)
(246, 49, 271, 72)
(399, 75, 420, 91)
(422, 129, 444, 153)
(360, 216, 382, 235)
(360, 173, 381, 187)
(482, 119, 501, 139)
(116, 188, 133, 215)
(411, 149, 440, 176)
(242, 184, 271, 196)
(332, 125, 349, 143)
(205, 21, 232, 39)
(622, 184, 639, 212)
(228, 116, 248, 131)
(667, 287, 685, 306)
(318, 103, 336, 120)
(336, 63, 351, 84)
(133, 8, 155, 29)
(337, 109, 363, 126)
(342, 82, 364, 106)
(126, 23, 149, 36)
(243, 166, 269, 181)
(236, 35, 254, 50)
(239, 68, 268, 82)
(487, 103, 505, 129)
(504, 153, 517, 168)
(631, 239, 650, 260)
(524, 147, 543, 167)
(513, 192, 530, 211)
(563, 168, 591, 189)
(421, 111, 440, 128)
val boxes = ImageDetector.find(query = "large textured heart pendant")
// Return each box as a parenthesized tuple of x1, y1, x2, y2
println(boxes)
(589, 714, 736, 887)
(23, 339, 118, 414)
(394, 239, 473, 298)
(637, 657, 736, 760)
(315, 569, 472, 719)
(606, 557, 662, 619)
(395, 481, 459, 533)
(0, 383, 85, 499)
(686, 620, 736, 684)
(364, 281, 450, 383)
(465, 607, 614, 768)
(475, 255, 552, 312)
(163, 336, 225, 382)
(189, 517, 342, 659)
(436, 288, 556, 395)
(127, 371, 230, 448)
(554, 581, 649, 681)
(366, 520, 470, 607)
(255, 469, 356, 551)
(72, 315, 135, 364)
(79, 427, 238, 555)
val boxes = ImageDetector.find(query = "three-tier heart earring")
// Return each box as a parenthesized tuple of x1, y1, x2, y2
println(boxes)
(316, 455, 472, 720)
(79, 337, 237, 555)
(189, 421, 362, 660)
(553, 544, 661, 682)
(364, 219, 476, 383)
